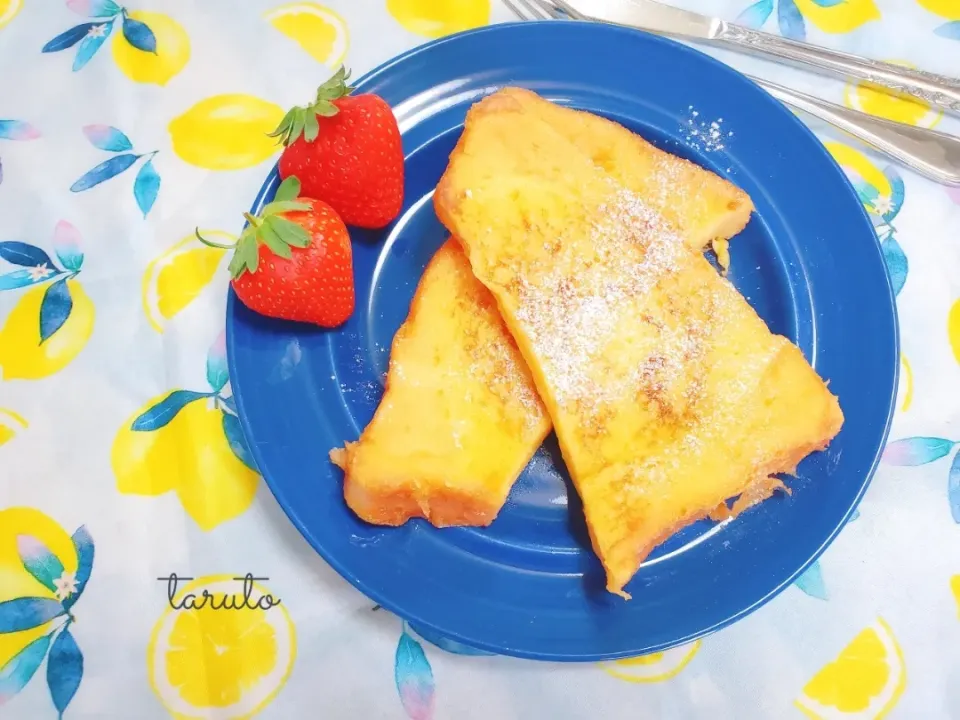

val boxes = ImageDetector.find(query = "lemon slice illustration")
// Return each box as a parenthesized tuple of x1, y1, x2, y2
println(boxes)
(264, 3, 349, 67)
(898, 353, 913, 413)
(111, 10, 190, 86)
(142, 230, 232, 333)
(844, 60, 942, 129)
(0, 407, 27, 447)
(599, 640, 701, 683)
(0, 0, 22, 29)
(949, 299, 960, 366)
(795, 618, 905, 719)
(148, 575, 296, 719)
(387, 0, 491, 38)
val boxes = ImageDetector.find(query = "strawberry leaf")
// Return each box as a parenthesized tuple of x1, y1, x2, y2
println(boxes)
(273, 175, 301, 203)
(303, 112, 320, 142)
(259, 219, 293, 259)
(270, 217, 310, 248)
(269, 65, 354, 146)
(262, 200, 310, 217)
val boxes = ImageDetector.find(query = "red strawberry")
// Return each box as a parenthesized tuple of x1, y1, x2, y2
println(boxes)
(198, 176, 355, 328)
(270, 66, 404, 230)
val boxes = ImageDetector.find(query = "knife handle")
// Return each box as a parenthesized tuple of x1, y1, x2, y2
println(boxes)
(717, 23, 960, 115)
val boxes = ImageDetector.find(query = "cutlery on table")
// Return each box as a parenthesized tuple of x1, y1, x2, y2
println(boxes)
(504, 0, 960, 186)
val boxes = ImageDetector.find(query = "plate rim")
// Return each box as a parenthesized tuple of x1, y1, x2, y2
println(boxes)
(227, 19, 900, 661)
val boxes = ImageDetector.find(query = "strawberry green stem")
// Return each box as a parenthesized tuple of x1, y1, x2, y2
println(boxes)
(194, 228, 236, 250)
(242, 212, 261, 228)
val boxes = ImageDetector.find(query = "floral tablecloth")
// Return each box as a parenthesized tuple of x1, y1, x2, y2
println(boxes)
(1, 0, 959, 718)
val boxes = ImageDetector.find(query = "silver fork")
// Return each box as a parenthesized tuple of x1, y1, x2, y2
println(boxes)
(504, 0, 960, 186)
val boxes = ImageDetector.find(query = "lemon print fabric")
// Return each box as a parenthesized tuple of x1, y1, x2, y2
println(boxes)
(112, 333, 260, 530)
(42, 1, 189, 83)
(169, 95, 285, 171)
(0, 507, 94, 716)
(0, 407, 28, 447)
(387, 0, 490, 38)
(0, 223, 94, 381)
(599, 641, 701, 683)
(0, 0, 21, 30)
(823, 143, 908, 297)
(736, 0, 879, 40)
(795, 618, 905, 719)
(72, 125, 161, 217)
(265, 3, 349, 67)
(148, 575, 295, 719)
(918, 0, 960, 38)
(950, 299, 960, 366)
(844, 61, 942, 128)
(142, 230, 233, 332)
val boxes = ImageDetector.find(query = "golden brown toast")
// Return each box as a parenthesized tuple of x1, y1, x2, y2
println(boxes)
(330, 239, 550, 527)
(435, 90, 844, 597)
(332, 89, 753, 530)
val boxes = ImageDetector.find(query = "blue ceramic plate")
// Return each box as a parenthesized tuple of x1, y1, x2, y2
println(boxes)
(227, 21, 898, 661)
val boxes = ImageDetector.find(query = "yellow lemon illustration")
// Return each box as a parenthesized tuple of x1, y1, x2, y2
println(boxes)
(0, 508, 77, 672)
(143, 230, 232, 332)
(793, 0, 880, 33)
(824, 142, 891, 208)
(599, 641, 700, 683)
(917, 0, 960, 20)
(844, 60, 941, 128)
(0, 279, 95, 381)
(0, 0, 22, 30)
(898, 354, 913, 412)
(110, 10, 190, 86)
(112, 393, 259, 531)
(148, 575, 295, 719)
(264, 3, 349, 67)
(169, 94, 285, 171)
(387, 0, 490, 38)
(950, 575, 960, 613)
(795, 618, 905, 719)
(0, 407, 27, 447)
(949, 298, 960, 365)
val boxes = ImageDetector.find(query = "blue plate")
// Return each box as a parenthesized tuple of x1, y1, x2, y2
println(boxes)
(227, 21, 898, 661)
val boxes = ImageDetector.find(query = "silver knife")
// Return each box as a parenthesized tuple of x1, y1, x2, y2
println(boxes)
(553, 0, 960, 114)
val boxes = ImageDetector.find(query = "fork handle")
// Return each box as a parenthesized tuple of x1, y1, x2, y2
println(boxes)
(751, 77, 960, 186)
(718, 23, 960, 114)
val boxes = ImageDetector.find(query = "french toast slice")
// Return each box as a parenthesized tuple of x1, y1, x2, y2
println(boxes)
(332, 89, 753, 529)
(330, 239, 550, 527)
(501, 87, 752, 259)
(435, 91, 844, 597)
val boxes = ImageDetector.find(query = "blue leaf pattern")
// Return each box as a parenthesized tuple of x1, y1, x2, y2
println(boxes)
(0, 120, 40, 141)
(206, 340, 229, 393)
(70, 153, 138, 192)
(882, 166, 905, 221)
(42, 23, 99, 53)
(222, 412, 258, 472)
(64, 526, 94, 611)
(133, 159, 160, 217)
(810, 0, 844, 6)
(948, 450, 960, 523)
(82, 124, 133, 152)
(0, 597, 64, 634)
(130, 390, 209, 432)
(72, 21, 113, 72)
(67, 0, 121, 18)
(0, 269, 52, 290)
(794, 561, 828, 600)
(935, 22, 960, 40)
(0, 634, 52, 705)
(53, 220, 84, 272)
(0, 241, 55, 269)
(777, 0, 806, 40)
(395, 629, 435, 720)
(47, 628, 83, 715)
(735, 0, 774, 28)
(16, 534, 65, 593)
(883, 437, 956, 466)
(39, 278, 74, 344)
(121, 16, 157, 53)
(881, 236, 908, 297)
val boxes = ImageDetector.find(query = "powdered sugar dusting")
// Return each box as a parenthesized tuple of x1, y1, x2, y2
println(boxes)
(682, 107, 734, 153)
(513, 186, 695, 413)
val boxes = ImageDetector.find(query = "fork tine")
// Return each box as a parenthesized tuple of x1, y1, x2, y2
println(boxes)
(509, 0, 555, 20)
(503, 0, 534, 20)
(528, 0, 563, 17)
(547, 0, 587, 20)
